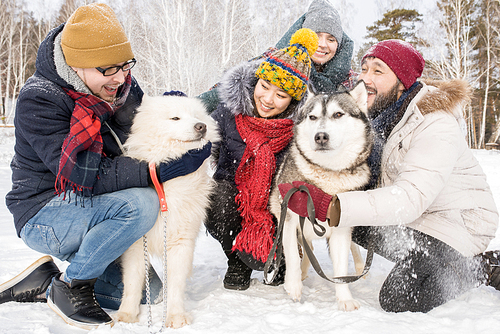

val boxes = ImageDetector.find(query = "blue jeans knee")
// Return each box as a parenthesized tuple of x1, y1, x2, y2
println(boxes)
(21, 187, 160, 281)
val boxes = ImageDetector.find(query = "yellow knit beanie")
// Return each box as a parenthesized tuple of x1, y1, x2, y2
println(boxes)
(255, 28, 318, 101)
(61, 3, 134, 68)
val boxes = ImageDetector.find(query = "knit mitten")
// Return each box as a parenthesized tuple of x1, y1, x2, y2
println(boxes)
(278, 181, 333, 222)
(163, 90, 187, 97)
(156, 142, 212, 182)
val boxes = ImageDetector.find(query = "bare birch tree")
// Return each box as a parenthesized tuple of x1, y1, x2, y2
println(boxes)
(0, 1, 10, 122)
(478, 0, 492, 148)
(481, 0, 500, 146)
(430, 0, 476, 146)
(122, 0, 260, 96)
(2, 0, 20, 124)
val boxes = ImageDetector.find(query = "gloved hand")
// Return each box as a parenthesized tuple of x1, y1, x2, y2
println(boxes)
(163, 90, 187, 97)
(278, 181, 334, 222)
(156, 142, 212, 182)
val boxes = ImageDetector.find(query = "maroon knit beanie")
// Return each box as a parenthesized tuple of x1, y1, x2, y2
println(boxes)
(362, 39, 425, 89)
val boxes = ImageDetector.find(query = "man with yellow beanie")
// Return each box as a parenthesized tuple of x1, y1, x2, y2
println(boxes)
(1, 3, 211, 329)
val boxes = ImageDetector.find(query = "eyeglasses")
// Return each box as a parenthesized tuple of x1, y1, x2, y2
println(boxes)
(96, 58, 136, 76)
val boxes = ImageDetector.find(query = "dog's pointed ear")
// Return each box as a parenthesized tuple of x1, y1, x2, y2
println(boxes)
(349, 81, 368, 115)
(337, 85, 348, 93)
(304, 84, 317, 104)
(296, 85, 317, 121)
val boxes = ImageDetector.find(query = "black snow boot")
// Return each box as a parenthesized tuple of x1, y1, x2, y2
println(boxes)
(48, 274, 113, 330)
(223, 252, 253, 291)
(482, 250, 500, 291)
(0, 255, 60, 304)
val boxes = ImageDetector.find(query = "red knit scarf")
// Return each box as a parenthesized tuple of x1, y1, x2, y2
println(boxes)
(232, 114, 294, 262)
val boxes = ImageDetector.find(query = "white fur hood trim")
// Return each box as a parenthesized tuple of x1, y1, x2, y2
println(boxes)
(217, 60, 262, 117)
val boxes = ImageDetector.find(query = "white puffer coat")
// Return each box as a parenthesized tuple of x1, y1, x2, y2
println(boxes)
(338, 80, 499, 256)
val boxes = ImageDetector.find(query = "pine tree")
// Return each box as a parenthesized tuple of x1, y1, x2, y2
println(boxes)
(354, 8, 425, 70)
(365, 8, 423, 45)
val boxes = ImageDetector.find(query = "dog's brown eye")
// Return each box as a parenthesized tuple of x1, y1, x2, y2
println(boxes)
(309, 115, 317, 121)
(333, 112, 343, 119)
(170, 117, 180, 121)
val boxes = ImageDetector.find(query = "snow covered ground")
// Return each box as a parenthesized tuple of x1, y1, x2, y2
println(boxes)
(0, 126, 499, 334)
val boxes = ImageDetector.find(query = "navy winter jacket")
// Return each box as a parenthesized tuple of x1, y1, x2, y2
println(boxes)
(211, 106, 246, 183)
(6, 24, 149, 237)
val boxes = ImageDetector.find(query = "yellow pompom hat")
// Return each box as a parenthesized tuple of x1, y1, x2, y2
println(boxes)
(61, 3, 134, 68)
(255, 28, 318, 100)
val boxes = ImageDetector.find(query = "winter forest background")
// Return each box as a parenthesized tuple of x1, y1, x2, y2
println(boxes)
(1, 0, 500, 150)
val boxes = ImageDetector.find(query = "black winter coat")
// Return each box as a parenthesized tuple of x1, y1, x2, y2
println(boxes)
(6, 24, 149, 236)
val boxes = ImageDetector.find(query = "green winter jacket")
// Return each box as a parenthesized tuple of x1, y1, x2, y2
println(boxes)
(275, 14, 354, 94)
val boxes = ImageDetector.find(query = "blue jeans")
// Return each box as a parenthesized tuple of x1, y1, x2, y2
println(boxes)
(20, 187, 163, 309)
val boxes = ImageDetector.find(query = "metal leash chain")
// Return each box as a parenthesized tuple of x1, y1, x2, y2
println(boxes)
(161, 213, 169, 331)
(143, 212, 169, 333)
(144, 160, 170, 332)
(143, 235, 153, 331)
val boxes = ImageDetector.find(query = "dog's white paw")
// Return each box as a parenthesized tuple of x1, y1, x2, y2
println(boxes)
(337, 299, 360, 312)
(166, 312, 192, 329)
(113, 310, 140, 323)
(284, 280, 302, 301)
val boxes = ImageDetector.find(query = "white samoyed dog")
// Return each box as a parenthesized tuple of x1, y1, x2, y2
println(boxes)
(114, 95, 219, 328)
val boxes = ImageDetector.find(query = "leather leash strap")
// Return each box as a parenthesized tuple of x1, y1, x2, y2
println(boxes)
(265, 185, 373, 284)
(148, 162, 168, 213)
(263, 186, 300, 283)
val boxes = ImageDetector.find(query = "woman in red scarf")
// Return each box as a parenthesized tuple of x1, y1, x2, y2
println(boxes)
(205, 29, 318, 290)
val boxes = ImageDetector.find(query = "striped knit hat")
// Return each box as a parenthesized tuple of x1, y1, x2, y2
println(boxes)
(255, 28, 318, 100)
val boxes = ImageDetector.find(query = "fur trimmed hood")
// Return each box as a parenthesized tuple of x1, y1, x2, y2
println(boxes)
(218, 60, 261, 117)
(217, 59, 303, 119)
(417, 79, 472, 118)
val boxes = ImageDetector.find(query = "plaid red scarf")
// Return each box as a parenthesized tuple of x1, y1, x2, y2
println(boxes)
(232, 114, 294, 262)
(56, 74, 131, 196)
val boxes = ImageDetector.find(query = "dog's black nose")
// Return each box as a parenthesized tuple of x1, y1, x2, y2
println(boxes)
(194, 122, 207, 135)
(315, 132, 329, 145)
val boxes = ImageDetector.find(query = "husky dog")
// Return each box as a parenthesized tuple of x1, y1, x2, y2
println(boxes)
(114, 95, 219, 328)
(269, 82, 372, 311)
